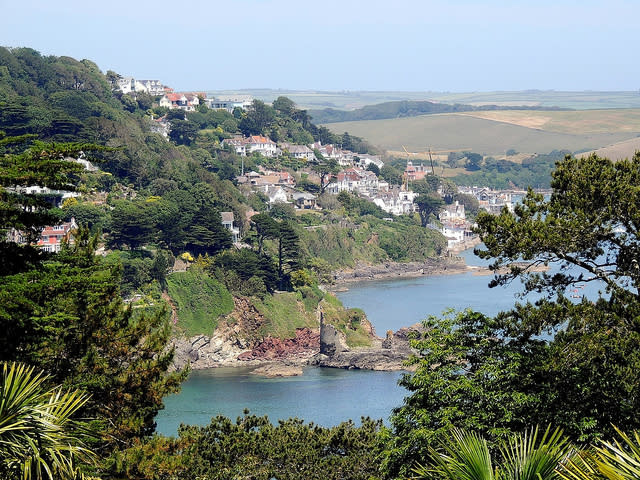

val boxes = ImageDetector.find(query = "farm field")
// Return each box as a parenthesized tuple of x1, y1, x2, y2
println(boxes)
(578, 136, 640, 161)
(208, 89, 640, 111)
(323, 111, 640, 156)
(458, 109, 640, 134)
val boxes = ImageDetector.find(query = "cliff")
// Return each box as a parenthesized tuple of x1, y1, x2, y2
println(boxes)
(170, 289, 418, 375)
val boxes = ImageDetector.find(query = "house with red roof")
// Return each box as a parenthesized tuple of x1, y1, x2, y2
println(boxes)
(36, 218, 78, 253)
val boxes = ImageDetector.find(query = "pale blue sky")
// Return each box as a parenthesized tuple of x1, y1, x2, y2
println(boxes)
(2, 0, 638, 91)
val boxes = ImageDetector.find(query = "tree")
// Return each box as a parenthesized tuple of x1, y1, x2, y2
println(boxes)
(168, 119, 198, 146)
(272, 96, 296, 116)
(414, 194, 444, 227)
(277, 220, 301, 290)
(0, 227, 186, 456)
(251, 212, 280, 254)
(464, 152, 483, 171)
(387, 154, 640, 477)
(108, 199, 156, 249)
(0, 136, 98, 273)
(366, 162, 380, 176)
(238, 100, 276, 136)
(311, 156, 339, 194)
(381, 164, 403, 186)
(113, 414, 384, 480)
(0, 362, 95, 480)
(383, 310, 543, 478)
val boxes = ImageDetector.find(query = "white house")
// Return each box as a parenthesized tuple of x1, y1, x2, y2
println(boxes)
(281, 143, 315, 161)
(327, 167, 380, 196)
(439, 201, 466, 223)
(221, 211, 240, 244)
(222, 137, 247, 155)
(263, 185, 289, 204)
(206, 95, 253, 112)
(357, 154, 384, 170)
(245, 135, 277, 157)
(373, 188, 417, 216)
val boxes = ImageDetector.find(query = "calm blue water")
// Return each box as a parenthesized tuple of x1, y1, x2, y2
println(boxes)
(156, 248, 606, 436)
(156, 366, 405, 435)
(336, 248, 605, 335)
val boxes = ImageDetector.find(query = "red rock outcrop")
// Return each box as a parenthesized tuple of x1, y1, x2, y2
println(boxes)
(237, 328, 320, 361)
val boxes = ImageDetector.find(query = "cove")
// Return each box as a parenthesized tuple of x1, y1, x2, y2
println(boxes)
(156, 366, 406, 436)
(156, 249, 604, 436)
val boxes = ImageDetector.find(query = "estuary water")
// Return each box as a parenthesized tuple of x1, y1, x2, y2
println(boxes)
(156, 248, 604, 436)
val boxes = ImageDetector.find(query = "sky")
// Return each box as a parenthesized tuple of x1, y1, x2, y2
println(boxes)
(2, 0, 638, 92)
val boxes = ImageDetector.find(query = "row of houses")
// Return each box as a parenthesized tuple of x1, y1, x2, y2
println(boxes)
(116, 77, 168, 96)
(457, 186, 514, 213)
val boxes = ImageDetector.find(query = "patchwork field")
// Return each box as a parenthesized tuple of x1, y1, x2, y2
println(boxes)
(324, 111, 640, 156)
(208, 89, 640, 111)
(577, 136, 640, 161)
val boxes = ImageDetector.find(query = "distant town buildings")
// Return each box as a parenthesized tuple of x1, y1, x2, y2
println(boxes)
(116, 77, 166, 96)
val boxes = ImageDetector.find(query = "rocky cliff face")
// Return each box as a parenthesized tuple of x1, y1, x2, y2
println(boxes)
(170, 294, 421, 374)
(171, 297, 321, 370)
(310, 323, 423, 371)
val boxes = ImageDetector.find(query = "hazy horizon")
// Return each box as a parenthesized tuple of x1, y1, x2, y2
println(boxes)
(4, 0, 638, 92)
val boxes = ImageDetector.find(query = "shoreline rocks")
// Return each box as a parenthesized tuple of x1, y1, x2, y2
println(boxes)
(329, 257, 468, 286)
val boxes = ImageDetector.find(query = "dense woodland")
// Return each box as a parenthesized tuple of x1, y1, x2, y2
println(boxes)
(1, 47, 639, 480)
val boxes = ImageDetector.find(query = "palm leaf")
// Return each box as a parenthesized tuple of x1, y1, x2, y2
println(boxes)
(414, 428, 495, 480)
(501, 426, 574, 480)
(0, 362, 96, 480)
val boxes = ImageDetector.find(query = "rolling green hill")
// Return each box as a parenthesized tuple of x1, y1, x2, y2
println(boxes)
(323, 113, 640, 156)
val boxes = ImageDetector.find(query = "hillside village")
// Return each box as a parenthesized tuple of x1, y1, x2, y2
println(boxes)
(8, 74, 523, 255)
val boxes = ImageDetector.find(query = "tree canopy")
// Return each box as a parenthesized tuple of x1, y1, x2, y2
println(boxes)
(385, 153, 640, 477)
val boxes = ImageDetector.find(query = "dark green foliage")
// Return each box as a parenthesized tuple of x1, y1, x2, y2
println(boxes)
(311, 156, 340, 194)
(0, 136, 106, 274)
(452, 150, 563, 189)
(387, 153, 640, 477)
(212, 248, 278, 293)
(238, 99, 277, 136)
(277, 220, 301, 289)
(464, 151, 483, 171)
(309, 99, 567, 124)
(0, 227, 185, 455)
(61, 201, 109, 233)
(168, 119, 198, 146)
(383, 309, 542, 478)
(414, 194, 444, 227)
(268, 201, 297, 221)
(338, 191, 388, 218)
(366, 162, 381, 176)
(108, 199, 157, 249)
(114, 414, 385, 480)
(250, 212, 280, 253)
(380, 164, 403, 185)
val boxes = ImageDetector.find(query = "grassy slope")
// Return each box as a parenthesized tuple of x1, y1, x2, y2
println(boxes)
(251, 287, 373, 348)
(323, 113, 639, 156)
(166, 269, 234, 337)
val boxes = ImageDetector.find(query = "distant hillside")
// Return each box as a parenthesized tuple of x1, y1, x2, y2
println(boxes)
(324, 113, 638, 157)
(310, 100, 567, 124)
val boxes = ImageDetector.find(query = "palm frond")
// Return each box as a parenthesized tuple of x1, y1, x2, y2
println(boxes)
(0, 362, 96, 480)
(414, 429, 495, 480)
(501, 426, 574, 480)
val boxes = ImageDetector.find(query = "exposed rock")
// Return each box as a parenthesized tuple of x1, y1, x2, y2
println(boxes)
(319, 322, 349, 356)
(170, 290, 422, 373)
(330, 258, 467, 285)
(309, 324, 423, 371)
(237, 328, 319, 361)
(250, 363, 304, 377)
